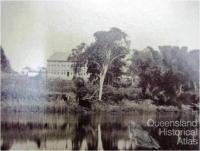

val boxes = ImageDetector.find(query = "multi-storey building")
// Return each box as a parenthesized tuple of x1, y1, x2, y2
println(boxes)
(47, 52, 89, 81)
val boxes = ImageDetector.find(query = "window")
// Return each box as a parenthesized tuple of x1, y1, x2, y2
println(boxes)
(67, 72, 69, 77)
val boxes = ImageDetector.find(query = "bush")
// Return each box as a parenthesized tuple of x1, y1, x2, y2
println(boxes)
(178, 92, 199, 105)
(102, 85, 142, 103)
(122, 86, 142, 100)
(102, 85, 121, 103)
(47, 79, 74, 92)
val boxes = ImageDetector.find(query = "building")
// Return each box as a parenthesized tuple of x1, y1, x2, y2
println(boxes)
(47, 52, 89, 81)
(20, 66, 47, 78)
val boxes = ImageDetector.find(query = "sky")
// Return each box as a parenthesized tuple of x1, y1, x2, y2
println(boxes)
(1, 0, 200, 71)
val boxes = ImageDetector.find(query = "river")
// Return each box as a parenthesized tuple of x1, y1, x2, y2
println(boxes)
(1, 110, 199, 150)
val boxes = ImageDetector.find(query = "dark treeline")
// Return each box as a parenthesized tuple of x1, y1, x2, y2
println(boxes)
(128, 46, 199, 107)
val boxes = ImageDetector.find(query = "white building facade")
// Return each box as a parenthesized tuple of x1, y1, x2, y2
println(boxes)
(21, 67, 46, 77)
(47, 52, 89, 81)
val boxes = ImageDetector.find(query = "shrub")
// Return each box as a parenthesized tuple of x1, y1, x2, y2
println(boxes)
(102, 85, 142, 103)
(102, 85, 123, 103)
(122, 86, 142, 100)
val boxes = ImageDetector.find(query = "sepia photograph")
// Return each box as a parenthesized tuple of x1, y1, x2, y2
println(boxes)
(1, 0, 199, 150)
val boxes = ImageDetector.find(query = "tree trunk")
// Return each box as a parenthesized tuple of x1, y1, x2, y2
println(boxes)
(97, 124, 103, 150)
(75, 72, 78, 78)
(179, 84, 183, 94)
(131, 77, 134, 86)
(98, 64, 108, 101)
(193, 81, 197, 92)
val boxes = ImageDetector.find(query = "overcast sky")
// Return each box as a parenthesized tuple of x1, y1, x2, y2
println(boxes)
(2, 0, 200, 71)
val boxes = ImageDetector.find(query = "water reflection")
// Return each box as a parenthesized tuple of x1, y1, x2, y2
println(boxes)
(1, 111, 199, 150)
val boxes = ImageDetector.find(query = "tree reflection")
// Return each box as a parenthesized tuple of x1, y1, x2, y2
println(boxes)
(1, 112, 198, 150)
(72, 114, 97, 150)
(1, 139, 13, 150)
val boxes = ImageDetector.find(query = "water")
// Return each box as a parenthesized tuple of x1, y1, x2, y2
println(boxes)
(1, 111, 199, 150)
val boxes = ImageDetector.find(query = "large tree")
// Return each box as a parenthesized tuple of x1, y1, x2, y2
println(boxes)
(85, 27, 130, 101)
(129, 47, 163, 86)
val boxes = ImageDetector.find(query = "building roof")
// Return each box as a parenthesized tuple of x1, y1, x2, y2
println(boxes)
(47, 52, 69, 61)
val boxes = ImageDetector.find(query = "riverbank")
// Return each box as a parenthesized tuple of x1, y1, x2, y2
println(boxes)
(1, 99, 198, 114)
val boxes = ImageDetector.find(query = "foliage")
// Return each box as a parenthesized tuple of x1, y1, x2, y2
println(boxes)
(102, 85, 142, 103)
(1, 75, 47, 101)
(104, 57, 126, 86)
(68, 43, 87, 78)
(159, 46, 199, 83)
(1, 47, 14, 73)
(102, 85, 124, 103)
(47, 79, 75, 92)
(129, 46, 199, 107)
(73, 77, 90, 107)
